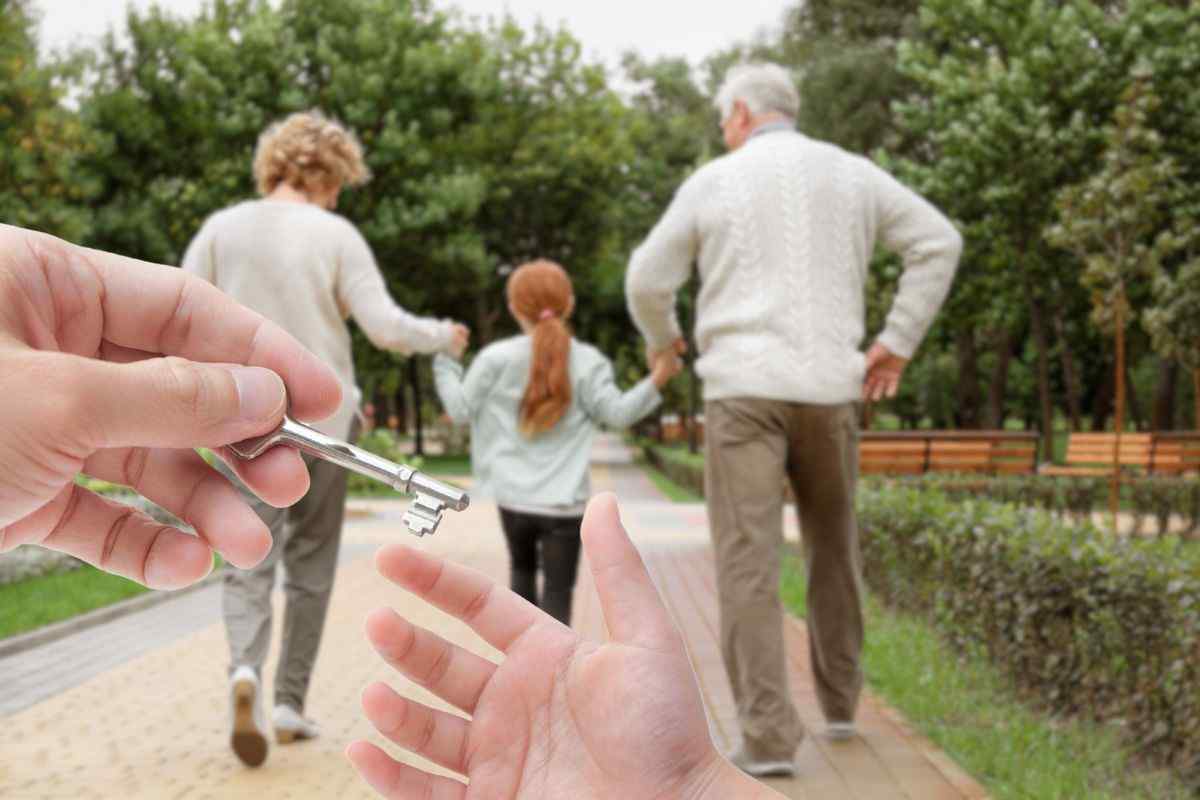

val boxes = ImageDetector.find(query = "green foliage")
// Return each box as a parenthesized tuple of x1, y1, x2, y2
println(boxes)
(639, 441, 706, 499)
(0, 565, 150, 640)
(0, 0, 98, 238)
(858, 485, 1200, 782)
(74, 0, 643, 392)
(1046, 69, 1188, 336)
(781, 558, 1192, 799)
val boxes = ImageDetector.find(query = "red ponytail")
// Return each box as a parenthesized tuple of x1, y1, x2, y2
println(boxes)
(508, 260, 573, 436)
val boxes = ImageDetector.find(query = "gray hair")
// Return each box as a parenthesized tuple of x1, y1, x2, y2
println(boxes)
(714, 63, 800, 121)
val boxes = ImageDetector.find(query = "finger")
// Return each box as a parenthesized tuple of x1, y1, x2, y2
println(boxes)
(216, 445, 312, 508)
(19, 228, 341, 422)
(885, 376, 901, 399)
(82, 448, 271, 569)
(98, 340, 157, 364)
(375, 544, 545, 654)
(581, 493, 678, 648)
(5, 484, 213, 589)
(55, 353, 284, 451)
(361, 682, 470, 774)
(346, 741, 466, 800)
(364, 608, 497, 714)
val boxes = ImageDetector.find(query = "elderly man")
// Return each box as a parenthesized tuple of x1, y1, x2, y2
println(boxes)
(626, 63, 961, 776)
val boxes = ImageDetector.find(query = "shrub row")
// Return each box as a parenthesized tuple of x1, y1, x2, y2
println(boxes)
(858, 485, 1200, 785)
(640, 442, 706, 498)
(876, 474, 1200, 539)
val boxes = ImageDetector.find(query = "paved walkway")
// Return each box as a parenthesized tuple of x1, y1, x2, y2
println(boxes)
(0, 436, 987, 799)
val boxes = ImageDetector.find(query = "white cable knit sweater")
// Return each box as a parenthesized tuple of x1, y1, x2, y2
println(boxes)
(626, 128, 962, 405)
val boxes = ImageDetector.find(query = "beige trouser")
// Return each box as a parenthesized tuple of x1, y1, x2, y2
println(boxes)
(705, 398, 863, 759)
(219, 425, 355, 713)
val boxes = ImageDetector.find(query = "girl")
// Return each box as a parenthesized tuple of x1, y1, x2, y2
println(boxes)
(433, 260, 680, 624)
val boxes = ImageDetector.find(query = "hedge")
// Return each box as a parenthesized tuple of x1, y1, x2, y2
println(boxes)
(882, 474, 1200, 538)
(642, 442, 1200, 539)
(858, 485, 1200, 785)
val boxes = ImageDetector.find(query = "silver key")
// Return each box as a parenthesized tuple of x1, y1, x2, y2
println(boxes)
(229, 416, 469, 537)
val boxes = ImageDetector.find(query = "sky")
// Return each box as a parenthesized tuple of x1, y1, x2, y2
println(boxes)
(34, 0, 788, 70)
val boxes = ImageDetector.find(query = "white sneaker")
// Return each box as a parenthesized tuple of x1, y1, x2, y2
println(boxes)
(727, 744, 797, 777)
(273, 704, 320, 744)
(229, 666, 268, 767)
(825, 721, 857, 741)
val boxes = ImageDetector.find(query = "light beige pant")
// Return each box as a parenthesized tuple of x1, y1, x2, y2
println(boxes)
(220, 423, 355, 713)
(705, 398, 863, 759)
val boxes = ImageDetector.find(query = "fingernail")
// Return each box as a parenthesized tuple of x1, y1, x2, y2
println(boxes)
(231, 367, 285, 422)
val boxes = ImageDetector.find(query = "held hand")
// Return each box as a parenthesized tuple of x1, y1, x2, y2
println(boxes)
(645, 337, 687, 370)
(448, 323, 470, 360)
(863, 342, 909, 403)
(651, 350, 684, 389)
(0, 224, 342, 589)
(347, 494, 782, 800)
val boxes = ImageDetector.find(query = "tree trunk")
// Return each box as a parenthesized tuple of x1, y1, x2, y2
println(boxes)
(955, 327, 982, 429)
(1194, 369, 1200, 431)
(1025, 280, 1056, 461)
(1111, 306, 1125, 527)
(985, 329, 1013, 430)
(393, 379, 408, 435)
(1091, 362, 1114, 431)
(1124, 363, 1145, 431)
(1151, 358, 1178, 432)
(409, 358, 425, 457)
(1053, 312, 1084, 431)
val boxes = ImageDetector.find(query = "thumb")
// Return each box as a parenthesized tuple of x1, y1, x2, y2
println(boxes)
(582, 493, 678, 648)
(70, 356, 288, 450)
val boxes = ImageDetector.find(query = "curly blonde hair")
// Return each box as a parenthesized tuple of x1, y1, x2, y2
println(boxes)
(252, 110, 371, 196)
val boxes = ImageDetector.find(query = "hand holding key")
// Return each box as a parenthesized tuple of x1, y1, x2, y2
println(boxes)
(0, 224, 341, 589)
(230, 416, 469, 537)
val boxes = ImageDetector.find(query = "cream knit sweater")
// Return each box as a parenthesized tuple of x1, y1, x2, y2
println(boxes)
(182, 200, 455, 437)
(626, 128, 962, 405)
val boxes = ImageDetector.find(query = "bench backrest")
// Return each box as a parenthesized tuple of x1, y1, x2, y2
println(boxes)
(1150, 434, 1200, 474)
(927, 441, 992, 473)
(990, 439, 1038, 474)
(859, 440, 927, 474)
(1063, 433, 1153, 467)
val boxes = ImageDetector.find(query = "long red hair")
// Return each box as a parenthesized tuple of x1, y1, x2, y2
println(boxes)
(508, 260, 573, 436)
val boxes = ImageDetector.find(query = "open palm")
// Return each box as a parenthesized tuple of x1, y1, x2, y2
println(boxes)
(347, 494, 735, 799)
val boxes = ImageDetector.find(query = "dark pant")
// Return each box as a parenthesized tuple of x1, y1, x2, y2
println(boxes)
(705, 398, 862, 759)
(498, 509, 584, 625)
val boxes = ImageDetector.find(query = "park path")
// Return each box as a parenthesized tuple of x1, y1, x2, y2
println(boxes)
(0, 435, 987, 799)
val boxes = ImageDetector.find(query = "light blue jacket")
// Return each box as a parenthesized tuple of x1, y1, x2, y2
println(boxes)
(433, 336, 661, 510)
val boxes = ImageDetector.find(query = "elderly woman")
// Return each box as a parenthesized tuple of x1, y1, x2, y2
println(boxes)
(182, 110, 469, 767)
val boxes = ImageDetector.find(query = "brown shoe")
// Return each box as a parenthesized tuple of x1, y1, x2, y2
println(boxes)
(230, 667, 268, 767)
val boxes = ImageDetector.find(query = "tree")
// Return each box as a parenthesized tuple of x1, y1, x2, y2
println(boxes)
(0, 0, 97, 240)
(75, 0, 644, 403)
(1047, 68, 1185, 517)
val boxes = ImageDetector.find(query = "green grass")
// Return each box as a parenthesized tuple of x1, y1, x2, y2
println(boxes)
(0, 553, 225, 641)
(779, 557, 1191, 799)
(0, 566, 151, 640)
(639, 459, 704, 502)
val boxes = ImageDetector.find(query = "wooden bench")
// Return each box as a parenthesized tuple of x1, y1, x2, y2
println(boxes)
(859, 431, 1039, 476)
(1041, 433, 1154, 477)
(1147, 433, 1200, 475)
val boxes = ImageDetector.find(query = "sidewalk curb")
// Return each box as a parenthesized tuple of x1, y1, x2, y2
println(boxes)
(0, 569, 224, 661)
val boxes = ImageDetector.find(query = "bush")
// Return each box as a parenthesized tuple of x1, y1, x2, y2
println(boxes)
(857, 485, 1200, 784)
(866, 474, 1200, 539)
(640, 442, 705, 497)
